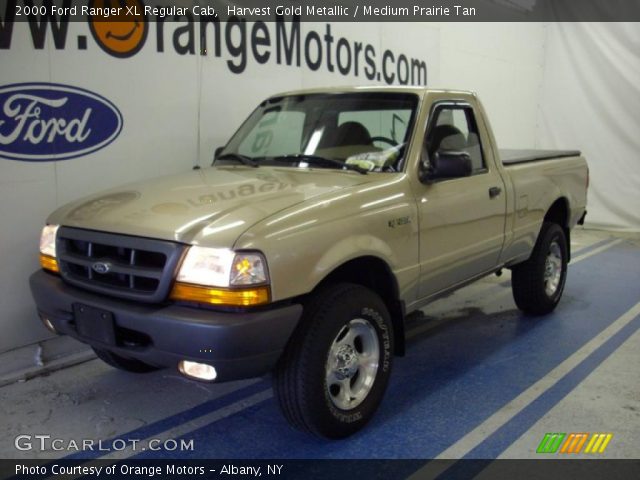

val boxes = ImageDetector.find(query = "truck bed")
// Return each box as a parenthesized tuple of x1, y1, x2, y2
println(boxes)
(500, 149, 581, 165)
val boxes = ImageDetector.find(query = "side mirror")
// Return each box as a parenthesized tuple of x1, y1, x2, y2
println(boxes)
(419, 151, 472, 183)
(213, 146, 224, 162)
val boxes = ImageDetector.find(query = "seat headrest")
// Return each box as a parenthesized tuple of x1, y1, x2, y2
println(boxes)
(334, 121, 373, 146)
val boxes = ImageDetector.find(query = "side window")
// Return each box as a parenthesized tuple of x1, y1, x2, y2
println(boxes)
(428, 105, 485, 173)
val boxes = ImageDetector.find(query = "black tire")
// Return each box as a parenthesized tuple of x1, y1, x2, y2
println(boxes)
(92, 347, 160, 373)
(273, 283, 394, 439)
(511, 222, 568, 315)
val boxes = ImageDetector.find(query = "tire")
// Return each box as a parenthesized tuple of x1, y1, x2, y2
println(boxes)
(273, 283, 394, 439)
(92, 347, 160, 373)
(511, 222, 568, 315)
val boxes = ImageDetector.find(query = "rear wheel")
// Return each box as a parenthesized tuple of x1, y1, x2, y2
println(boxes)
(273, 283, 394, 438)
(92, 347, 160, 373)
(511, 222, 568, 315)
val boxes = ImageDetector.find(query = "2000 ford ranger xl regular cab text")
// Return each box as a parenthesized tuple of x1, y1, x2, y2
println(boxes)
(31, 87, 588, 438)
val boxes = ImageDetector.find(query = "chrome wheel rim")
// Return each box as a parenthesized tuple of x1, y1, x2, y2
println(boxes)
(325, 318, 380, 410)
(544, 241, 563, 297)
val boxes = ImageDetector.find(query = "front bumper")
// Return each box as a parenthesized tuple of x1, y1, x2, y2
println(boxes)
(29, 270, 302, 382)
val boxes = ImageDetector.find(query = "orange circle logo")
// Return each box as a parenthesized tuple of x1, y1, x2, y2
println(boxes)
(88, 0, 148, 58)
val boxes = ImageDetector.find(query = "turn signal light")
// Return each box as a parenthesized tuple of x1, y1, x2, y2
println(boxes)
(40, 254, 59, 273)
(169, 282, 270, 306)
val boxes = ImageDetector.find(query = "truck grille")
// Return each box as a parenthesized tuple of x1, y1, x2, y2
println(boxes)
(56, 227, 186, 303)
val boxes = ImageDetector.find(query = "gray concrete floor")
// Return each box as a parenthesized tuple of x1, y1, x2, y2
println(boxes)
(0, 228, 638, 461)
(0, 362, 258, 459)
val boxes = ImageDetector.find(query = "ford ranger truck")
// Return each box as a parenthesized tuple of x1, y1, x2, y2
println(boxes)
(30, 87, 588, 438)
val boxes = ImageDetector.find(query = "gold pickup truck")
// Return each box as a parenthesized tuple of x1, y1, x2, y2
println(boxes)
(30, 87, 588, 438)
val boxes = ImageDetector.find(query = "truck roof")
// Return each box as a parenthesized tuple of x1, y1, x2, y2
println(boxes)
(269, 85, 477, 98)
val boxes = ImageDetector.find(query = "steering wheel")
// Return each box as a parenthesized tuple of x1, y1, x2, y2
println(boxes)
(370, 136, 397, 147)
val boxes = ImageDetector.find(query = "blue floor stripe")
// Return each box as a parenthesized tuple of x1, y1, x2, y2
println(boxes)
(130, 241, 639, 459)
(62, 379, 269, 460)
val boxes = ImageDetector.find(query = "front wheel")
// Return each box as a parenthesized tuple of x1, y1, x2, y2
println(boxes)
(273, 283, 394, 438)
(511, 222, 568, 315)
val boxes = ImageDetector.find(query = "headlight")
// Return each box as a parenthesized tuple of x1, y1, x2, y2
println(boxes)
(175, 247, 236, 287)
(39, 224, 59, 257)
(171, 247, 270, 306)
(39, 225, 60, 273)
(176, 247, 268, 287)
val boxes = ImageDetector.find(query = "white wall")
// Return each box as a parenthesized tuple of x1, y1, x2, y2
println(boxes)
(0, 19, 547, 353)
(438, 23, 547, 148)
(536, 23, 640, 231)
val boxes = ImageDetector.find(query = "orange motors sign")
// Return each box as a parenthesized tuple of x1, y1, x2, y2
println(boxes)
(1, 0, 428, 83)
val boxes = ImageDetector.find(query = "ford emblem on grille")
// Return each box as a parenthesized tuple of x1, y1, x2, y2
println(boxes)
(92, 262, 111, 274)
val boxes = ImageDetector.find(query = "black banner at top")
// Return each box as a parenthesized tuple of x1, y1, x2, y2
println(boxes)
(2, 0, 640, 22)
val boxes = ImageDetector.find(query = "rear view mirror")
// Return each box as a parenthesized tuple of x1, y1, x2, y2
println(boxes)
(420, 151, 472, 183)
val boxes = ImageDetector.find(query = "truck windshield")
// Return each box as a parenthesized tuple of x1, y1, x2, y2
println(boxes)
(216, 92, 419, 173)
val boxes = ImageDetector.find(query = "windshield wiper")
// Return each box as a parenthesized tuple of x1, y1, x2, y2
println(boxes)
(215, 152, 259, 168)
(271, 154, 368, 175)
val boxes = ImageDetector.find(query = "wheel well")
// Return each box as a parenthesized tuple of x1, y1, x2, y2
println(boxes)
(544, 198, 571, 261)
(317, 256, 406, 356)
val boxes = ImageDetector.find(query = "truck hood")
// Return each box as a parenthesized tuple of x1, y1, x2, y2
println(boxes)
(49, 166, 374, 246)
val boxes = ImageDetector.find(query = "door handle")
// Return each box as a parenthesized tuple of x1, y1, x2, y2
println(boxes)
(489, 186, 502, 198)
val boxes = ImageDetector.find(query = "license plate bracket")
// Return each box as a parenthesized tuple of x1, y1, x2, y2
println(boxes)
(73, 303, 116, 345)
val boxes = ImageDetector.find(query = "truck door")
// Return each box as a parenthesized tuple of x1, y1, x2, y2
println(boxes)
(416, 102, 506, 299)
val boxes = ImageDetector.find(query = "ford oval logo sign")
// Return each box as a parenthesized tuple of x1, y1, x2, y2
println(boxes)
(91, 262, 112, 275)
(0, 83, 123, 161)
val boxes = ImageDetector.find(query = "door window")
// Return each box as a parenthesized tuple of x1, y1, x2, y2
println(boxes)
(427, 105, 486, 173)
